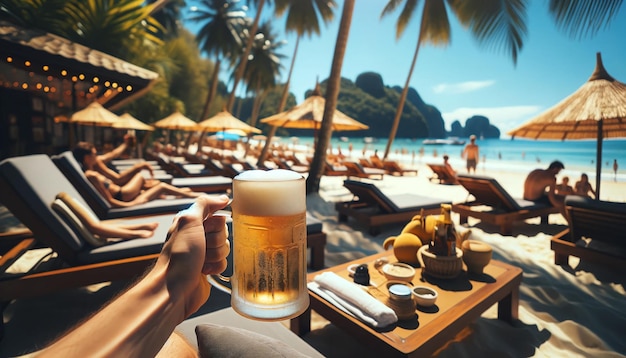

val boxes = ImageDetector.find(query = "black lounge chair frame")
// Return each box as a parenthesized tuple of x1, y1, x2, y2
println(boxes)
(452, 174, 559, 235)
(336, 180, 449, 235)
(551, 196, 626, 270)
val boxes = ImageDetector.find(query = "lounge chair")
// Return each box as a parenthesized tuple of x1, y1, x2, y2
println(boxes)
(324, 160, 349, 176)
(342, 161, 386, 180)
(336, 180, 450, 235)
(451, 174, 560, 235)
(0, 154, 174, 312)
(383, 160, 417, 176)
(551, 196, 626, 270)
(51, 152, 202, 219)
(0, 155, 327, 339)
(427, 163, 458, 184)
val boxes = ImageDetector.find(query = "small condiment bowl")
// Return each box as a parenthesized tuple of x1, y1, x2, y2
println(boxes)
(412, 286, 438, 307)
(382, 262, 416, 282)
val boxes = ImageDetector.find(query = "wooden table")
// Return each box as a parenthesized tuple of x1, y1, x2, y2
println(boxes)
(290, 250, 522, 357)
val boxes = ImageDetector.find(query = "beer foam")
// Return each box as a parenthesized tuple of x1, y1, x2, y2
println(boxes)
(235, 169, 302, 181)
(232, 169, 305, 216)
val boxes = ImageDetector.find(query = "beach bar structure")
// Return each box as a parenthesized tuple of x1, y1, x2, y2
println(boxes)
(0, 21, 158, 159)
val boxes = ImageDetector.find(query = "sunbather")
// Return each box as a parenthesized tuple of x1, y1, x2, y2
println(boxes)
(574, 173, 596, 199)
(39, 195, 231, 357)
(555, 176, 574, 195)
(55, 192, 158, 242)
(73, 142, 202, 208)
(76, 139, 158, 187)
(443, 155, 456, 177)
(523, 160, 566, 215)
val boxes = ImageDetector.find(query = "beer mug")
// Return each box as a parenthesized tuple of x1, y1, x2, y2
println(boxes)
(216, 169, 309, 321)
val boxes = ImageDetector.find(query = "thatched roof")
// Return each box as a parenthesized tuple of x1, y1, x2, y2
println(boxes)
(508, 52, 626, 140)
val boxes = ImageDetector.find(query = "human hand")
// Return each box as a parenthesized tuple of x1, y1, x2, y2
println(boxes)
(155, 195, 230, 317)
(124, 133, 137, 146)
(141, 162, 154, 177)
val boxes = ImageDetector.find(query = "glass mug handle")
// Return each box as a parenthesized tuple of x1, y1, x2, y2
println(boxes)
(208, 274, 232, 294)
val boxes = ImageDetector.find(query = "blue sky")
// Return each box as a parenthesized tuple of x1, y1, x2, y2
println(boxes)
(183, 1, 626, 136)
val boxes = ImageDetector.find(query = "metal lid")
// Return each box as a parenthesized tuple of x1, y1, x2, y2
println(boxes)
(389, 284, 412, 300)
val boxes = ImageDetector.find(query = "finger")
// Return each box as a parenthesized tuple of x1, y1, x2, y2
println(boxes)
(198, 194, 231, 220)
(203, 215, 226, 234)
(204, 238, 230, 263)
(202, 260, 228, 275)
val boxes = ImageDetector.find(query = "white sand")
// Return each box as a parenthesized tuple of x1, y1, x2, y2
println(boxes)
(300, 166, 626, 357)
(2, 160, 625, 357)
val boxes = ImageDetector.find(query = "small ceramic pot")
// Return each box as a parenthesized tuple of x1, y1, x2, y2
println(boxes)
(461, 240, 492, 274)
(412, 286, 438, 307)
(381, 262, 416, 282)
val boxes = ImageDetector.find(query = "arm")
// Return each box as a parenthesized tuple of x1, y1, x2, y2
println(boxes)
(98, 134, 134, 164)
(39, 195, 231, 357)
(95, 157, 153, 186)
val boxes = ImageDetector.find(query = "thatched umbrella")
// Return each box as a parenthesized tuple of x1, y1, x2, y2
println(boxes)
(508, 52, 626, 198)
(114, 113, 155, 131)
(197, 111, 261, 151)
(259, 83, 369, 131)
(71, 101, 119, 126)
(153, 111, 199, 145)
(113, 113, 155, 157)
(197, 111, 261, 134)
(70, 101, 120, 145)
(153, 111, 199, 130)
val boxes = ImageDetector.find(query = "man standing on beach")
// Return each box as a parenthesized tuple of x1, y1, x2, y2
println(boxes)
(462, 135, 479, 174)
(523, 160, 566, 215)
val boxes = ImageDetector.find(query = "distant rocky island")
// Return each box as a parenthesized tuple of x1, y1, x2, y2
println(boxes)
(290, 71, 501, 140)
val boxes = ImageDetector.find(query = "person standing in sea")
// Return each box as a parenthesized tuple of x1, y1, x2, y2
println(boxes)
(614, 159, 618, 181)
(462, 135, 479, 174)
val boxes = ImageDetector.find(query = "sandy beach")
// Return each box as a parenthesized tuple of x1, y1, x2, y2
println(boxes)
(1, 155, 625, 357)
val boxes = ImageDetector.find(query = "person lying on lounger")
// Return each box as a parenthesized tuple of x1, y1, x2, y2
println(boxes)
(54, 192, 159, 243)
(73, 142, 202, 208)
(77, 137, 159, 188)
(40, 195, 231, 357)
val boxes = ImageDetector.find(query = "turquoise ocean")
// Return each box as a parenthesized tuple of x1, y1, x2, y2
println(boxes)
(285, 136, 626, 183)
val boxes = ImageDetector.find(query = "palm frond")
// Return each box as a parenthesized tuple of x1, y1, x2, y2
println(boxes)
(450, 0, 527, 65)
(549, 0, 623, 39)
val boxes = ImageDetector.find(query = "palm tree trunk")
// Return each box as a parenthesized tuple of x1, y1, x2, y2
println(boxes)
(249, 80, 264, 127)
(257, 35, 300, 166)
(278, 35, 299, 112)
(383, 34, 423, 159)
(200, 57, 221, 121)
(226, 0, 265, 112)
(306, 0, 355, 194)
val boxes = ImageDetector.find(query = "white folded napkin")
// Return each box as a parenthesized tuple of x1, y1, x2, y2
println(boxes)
(310, 272, 397, 327)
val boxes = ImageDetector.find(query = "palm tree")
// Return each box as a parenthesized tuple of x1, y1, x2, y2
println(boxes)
(306, 0, 355, 194)
(381, 0, 624, 159)
(239, 21, 286, 127)
(148, 0, 185, 39)
(256, 0, 336, 166)
(190, 0, 246, 121)
(1, 0, 163, 59)
(225, 0, 268, 112)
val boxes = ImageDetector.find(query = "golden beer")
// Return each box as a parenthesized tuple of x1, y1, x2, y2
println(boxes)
(230, 170, 309, 320)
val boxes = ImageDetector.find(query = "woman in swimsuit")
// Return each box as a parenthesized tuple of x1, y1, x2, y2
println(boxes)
(73, 142, 202, 208)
